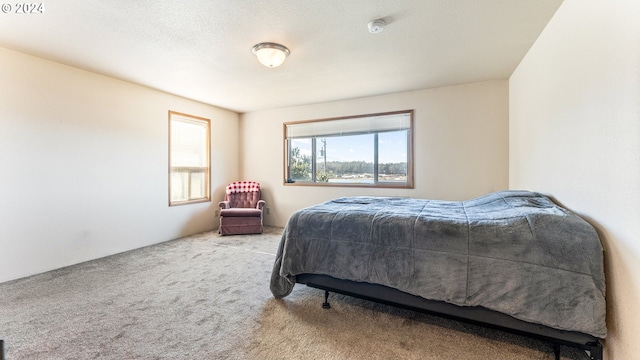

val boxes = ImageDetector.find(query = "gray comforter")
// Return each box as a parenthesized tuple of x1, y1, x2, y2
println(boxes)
(270, 190, 606, 338)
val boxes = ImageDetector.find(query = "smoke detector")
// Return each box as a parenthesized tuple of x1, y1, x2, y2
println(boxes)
(367, 19, 385, 34)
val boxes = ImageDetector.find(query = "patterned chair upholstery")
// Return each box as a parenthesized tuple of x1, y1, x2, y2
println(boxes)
(218, 181, 265, 235)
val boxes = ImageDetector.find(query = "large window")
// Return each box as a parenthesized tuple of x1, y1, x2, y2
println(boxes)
(284, 110, 413, 188)
(169, 111, 210, 206)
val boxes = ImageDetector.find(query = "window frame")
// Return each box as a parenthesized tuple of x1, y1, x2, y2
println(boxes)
(283, 110, 414, 188)
(168, 110, 211, 206)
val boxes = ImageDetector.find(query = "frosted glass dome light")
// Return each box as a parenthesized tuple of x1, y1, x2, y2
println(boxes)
(251, 42, 290, 67)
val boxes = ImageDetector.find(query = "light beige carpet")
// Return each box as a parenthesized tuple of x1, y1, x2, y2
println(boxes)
(0, 227, 587, 359)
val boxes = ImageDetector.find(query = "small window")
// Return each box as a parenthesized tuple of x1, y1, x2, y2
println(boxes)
(284, 110, 413, 188)
(169, 111, 210, 206)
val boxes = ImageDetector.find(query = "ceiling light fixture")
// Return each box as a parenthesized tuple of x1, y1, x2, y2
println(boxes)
(251, 42, 290, 68)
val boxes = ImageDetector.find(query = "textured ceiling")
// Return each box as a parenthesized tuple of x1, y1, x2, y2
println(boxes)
(0, 0, 563, 113)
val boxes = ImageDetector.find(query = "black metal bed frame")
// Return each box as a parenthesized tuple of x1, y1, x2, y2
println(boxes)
(296, 274, 603, 360)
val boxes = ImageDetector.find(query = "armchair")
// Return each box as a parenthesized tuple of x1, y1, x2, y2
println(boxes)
(218, 181, 265, 235)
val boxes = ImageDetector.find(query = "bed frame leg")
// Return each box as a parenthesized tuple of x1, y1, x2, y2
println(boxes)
(586, 341, 603, 360)
(322, 290, 331, 309)
(553, 344, 560, 360)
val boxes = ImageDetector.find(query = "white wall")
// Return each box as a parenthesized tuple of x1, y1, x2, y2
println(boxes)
(509, 1, 640, 358)
(0, 47, 240, 283)
(241, 80, 509, 227)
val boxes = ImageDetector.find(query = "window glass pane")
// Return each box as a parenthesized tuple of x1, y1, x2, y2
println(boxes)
(170, 171, 189, 202)
(378, 130, 408, 183)
(190, 171, 206, 199)
(171, 120, 207, 167)
(321, 134, 374, 184)
(289, 138, 312, 181)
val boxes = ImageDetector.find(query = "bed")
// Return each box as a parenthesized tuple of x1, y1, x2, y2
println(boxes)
(270, 191, 606, 359)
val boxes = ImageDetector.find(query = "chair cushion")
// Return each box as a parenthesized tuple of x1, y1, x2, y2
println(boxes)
(220, 208, 262, 217)
(226, 191, 261, 209)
